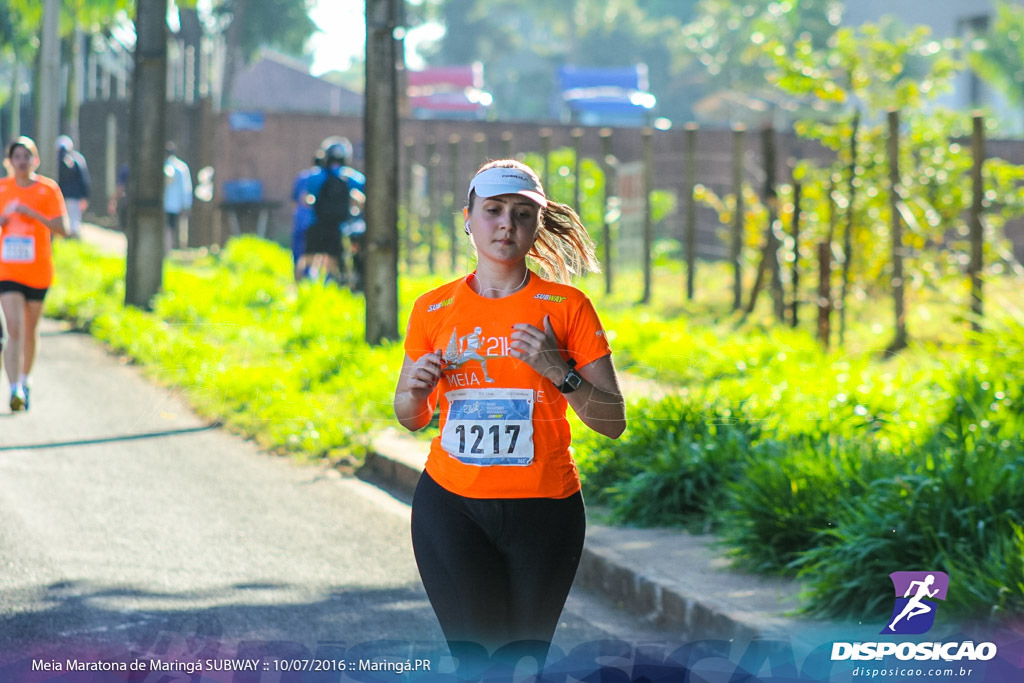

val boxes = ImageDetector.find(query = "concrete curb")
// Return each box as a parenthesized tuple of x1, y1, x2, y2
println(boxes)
(363, 429, 806, 642)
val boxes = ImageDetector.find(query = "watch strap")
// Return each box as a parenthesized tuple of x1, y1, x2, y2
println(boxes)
(557, 359, 583, 394)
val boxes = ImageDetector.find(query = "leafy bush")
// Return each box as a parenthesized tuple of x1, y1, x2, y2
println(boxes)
(721, 435, 896, 574)
(575, 395, 759, 528)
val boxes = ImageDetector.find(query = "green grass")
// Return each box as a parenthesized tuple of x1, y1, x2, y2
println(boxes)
(49, 237, 404, 463)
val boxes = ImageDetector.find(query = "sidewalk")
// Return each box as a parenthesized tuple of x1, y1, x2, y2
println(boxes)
(74, 222, 835, 645)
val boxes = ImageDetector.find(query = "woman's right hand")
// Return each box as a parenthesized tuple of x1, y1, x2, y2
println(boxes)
(1, 199, 18, 226)
(394, 351, 445, 432)
(405, 350, 444, 401)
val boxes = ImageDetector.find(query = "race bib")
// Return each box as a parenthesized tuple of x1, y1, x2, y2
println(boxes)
(441, 388, 535, 466)
(1, 236, 35, 263)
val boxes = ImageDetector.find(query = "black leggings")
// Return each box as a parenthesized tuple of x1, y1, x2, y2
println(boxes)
(411, 471, 586, 658)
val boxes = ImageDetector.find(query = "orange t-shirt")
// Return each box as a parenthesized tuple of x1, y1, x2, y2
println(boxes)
(403, 272, 612, 500)
(0, 175, 66, 289)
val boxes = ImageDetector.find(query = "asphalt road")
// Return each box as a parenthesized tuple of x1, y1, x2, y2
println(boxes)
(0, 320, 676, 677)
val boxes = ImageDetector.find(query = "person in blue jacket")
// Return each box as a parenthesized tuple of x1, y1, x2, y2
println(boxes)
(298, 137, 365, 285)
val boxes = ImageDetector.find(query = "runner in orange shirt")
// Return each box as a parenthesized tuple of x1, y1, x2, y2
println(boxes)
(393, 159, 626, 671)
(0, 137, 69, 411)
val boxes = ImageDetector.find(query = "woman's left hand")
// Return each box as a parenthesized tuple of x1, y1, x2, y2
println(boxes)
(510, 315, 570, 385)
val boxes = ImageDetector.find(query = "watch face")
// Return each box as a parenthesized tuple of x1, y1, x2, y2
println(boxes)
(564, 370, 583, 391)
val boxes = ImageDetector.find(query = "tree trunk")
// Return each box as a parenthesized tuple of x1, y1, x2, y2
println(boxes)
(764, 126, 784, 321)
(125, 0, 168, 310)
(38, 0, 61, 179)
(10, 52, 22, 140)
(364, 0, 402, 344)
(745, 125, 784, 320)
(640, 126, 654, 304)
(62, 23, 85, 142)
(790, 179, 801, 327)
(839, 110, 859, 347)
(969, 113, 985, 333)
(731, 125, 745, 311)
(600, 128, 614, 295)
(887, 109, 907, 353)
(816, 176, 838, 347)
(219, 0, 248, 110)
(684, 123, 697, 301)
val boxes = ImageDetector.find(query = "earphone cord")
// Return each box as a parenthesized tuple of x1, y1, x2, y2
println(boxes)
(472, 268, 529, 297)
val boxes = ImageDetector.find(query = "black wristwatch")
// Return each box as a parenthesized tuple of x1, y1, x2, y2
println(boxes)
(557, 359, 583, 394)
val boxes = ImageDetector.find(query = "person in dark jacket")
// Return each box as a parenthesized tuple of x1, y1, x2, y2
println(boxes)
(56, 136, 90, 238)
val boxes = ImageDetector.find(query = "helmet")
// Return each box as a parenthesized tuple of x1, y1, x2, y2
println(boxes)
(321, 137, 352, 166)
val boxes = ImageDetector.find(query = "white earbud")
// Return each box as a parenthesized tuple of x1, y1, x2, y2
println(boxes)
(464, 220, 471, 235)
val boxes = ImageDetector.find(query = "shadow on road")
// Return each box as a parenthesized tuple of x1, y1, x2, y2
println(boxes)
(0, 580, 443, 673)
(0, 423, 223, 451)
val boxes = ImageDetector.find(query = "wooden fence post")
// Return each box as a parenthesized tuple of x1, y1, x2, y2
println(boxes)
(572, 127, 584, 211)
(600, 127, 615, 295)
(766, 125, 784, 321)
(731, 124, 746, 311)
(744, 125, 784, 321)
(474, 132, 487, 169)
(641, 126, 654, 304)
(790, 175, 801, 327)
(684, 123, 698, 301)
(426, 137, 438, 275)
(839, 110, 859, 347)
(969, 112, 985, 333)
(887, 109, 907, 353)
(817, 175, 838, 347)
(403, 136, 416, 272)
(501, 130, 513, 160)
(448, 134, 461, 272)
(539, 127, 552, 191)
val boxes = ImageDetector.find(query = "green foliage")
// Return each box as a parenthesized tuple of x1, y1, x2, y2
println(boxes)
(680, 0, 843, 122)
(213, 0, 317, 61)
(575, 395, 758, 527)
(968, 1, 1024, 130)
(796, 424, 1024, 620)
(767, 19, 959, 114)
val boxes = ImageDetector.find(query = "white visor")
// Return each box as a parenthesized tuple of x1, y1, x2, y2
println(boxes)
(468, 167, 547, 208)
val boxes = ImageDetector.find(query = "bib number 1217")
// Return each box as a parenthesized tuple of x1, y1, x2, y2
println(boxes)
(452, 423, 521, 455)
(441, 388, 534, 466)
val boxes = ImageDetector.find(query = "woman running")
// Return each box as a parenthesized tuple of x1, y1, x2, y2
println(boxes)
(394, 159, 626, 670)
(0, 137, 69, 411)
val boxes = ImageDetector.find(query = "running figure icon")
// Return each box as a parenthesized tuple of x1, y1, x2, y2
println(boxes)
(442, 326, 496, 383)
(888, 574, 939, 632)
